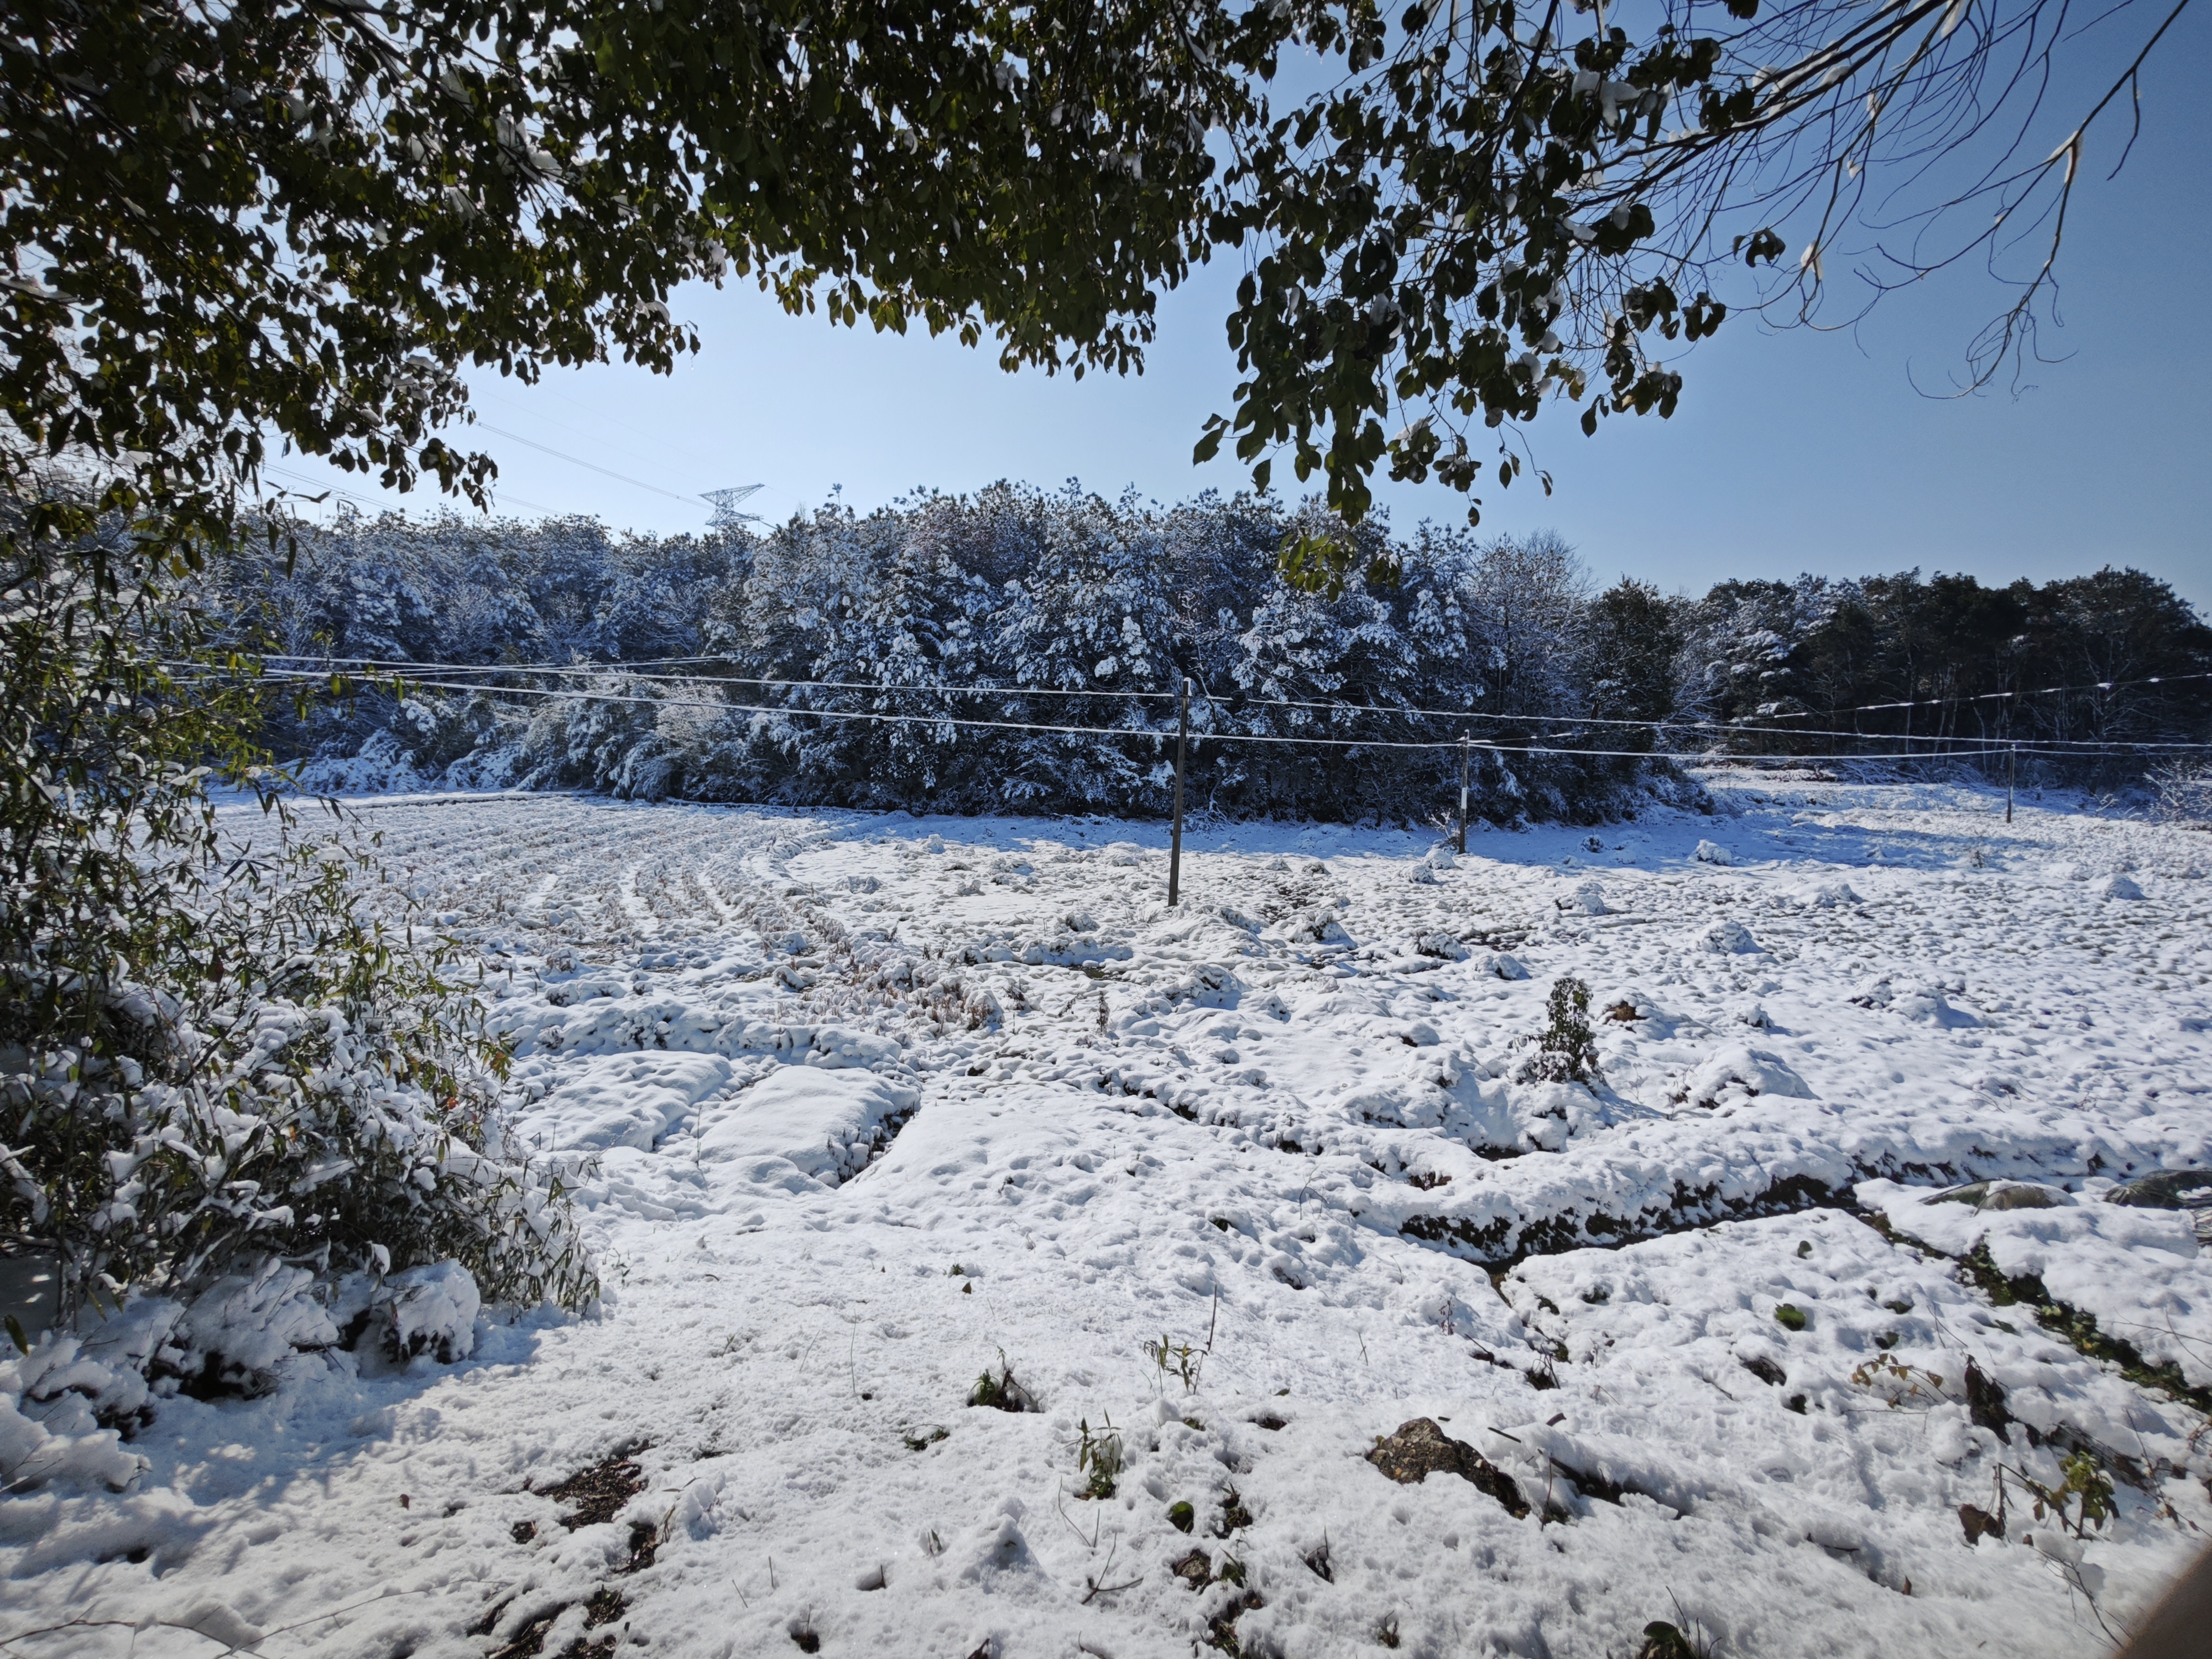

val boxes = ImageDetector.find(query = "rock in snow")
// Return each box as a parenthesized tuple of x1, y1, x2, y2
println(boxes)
(1365, 1418, 1529, 1517)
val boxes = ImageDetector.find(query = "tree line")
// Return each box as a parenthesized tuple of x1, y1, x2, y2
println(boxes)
(220, 487, 2212, 823)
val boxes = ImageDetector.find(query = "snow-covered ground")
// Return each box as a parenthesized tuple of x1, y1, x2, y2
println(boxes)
(10, 778, 2212, 1658)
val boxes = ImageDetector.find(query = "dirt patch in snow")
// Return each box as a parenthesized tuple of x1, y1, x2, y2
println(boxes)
(1365, 1417, 1530, 1517)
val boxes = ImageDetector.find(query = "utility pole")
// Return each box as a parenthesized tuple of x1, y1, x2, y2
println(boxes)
(2006, 743, 2016, 824)
(1168, 677, 1190, 906)
(1457, 737, 1469, 855)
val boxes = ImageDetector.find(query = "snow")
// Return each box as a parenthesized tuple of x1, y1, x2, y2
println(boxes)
(364, 1264, 486, 1366)
(7, 775, 2212, 1657)
(1863, 1180, 2212, 1386)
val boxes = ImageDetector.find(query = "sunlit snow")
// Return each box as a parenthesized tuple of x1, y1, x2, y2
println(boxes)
(6, 774, 2209, 1658)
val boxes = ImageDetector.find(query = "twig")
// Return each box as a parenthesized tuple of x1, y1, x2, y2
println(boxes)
(1055, 1485, 1103, 1551)
(1079, 1537, 1141, 1604)
(1, 1578, 493, 1657)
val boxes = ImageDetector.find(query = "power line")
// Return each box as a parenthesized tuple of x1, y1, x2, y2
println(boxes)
(261, 463, 562, 521)
(468, 382, 806, 515)
(218, 667, 2189, 759)
(1756, 670, 2212, 720)
(259, 654, 1185, 701)
(242, 653, 2212, 750)
(257, 652, 2212, 729)
(467, 422, 701, 508)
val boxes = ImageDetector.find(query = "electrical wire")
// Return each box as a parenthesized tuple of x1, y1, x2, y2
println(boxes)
(239, 654, 2212, 750)
(467, 422, 701, 507)
(254, 650, 2212, 724)
(261, 463, 564, 521)
(1757, 670, 2212, 720)
(211, 667, 2174, 760)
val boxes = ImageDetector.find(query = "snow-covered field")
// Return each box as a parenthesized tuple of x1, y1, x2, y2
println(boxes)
(10, 778, 2212, 1658)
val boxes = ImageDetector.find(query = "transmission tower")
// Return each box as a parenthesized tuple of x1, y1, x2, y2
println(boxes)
(702, 483, 765, 529)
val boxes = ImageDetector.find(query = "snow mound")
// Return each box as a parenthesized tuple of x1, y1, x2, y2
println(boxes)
(1266, 904, 1352, 945)
(1693, 839, 1733, 865)
(1684, 1045, 1814, 1107)
(335, 1262, 482, 1364)
(692, 1065, 919, 1191)
(1933, 1179, 2072, 1213)
(530, 1051, 736, 1152)
(1561, 879, 1609, 915)
(1798, 879, 1862, 907)
(182, 1261, 340, 1393)
(1695, 917, 1762, 954)
(804, 1026, 905, 1070)
(0, 1339, 149, 1494)
(2103, 873, 2146, 900)
(1852, 977, 1979, 1027)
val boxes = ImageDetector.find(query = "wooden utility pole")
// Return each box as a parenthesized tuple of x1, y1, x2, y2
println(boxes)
(1168, 677, 1190, 906)
(1457, 737, 1469, 854)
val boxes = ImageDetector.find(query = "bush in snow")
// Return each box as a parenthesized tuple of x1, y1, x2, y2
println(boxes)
(1522, 977, 1601, 1086)
(333, 1259, 483, 1364)
(2150, 758, 2212, 826)
(2, 486, 596, 1376)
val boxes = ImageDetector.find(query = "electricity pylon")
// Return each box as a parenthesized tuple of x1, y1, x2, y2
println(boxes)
(701, 484, 765, 528)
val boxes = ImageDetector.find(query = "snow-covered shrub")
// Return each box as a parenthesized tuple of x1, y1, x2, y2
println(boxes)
(4, 823, 596, 1328)
(513, 670, 738, 800)
(0, 1333, 151, 1493)
(1562, 879, 1610, 915)
(1522, 977, 1600, 1086)
(2151, 759, 2212, 826)
(3, 488, 595, 1355)
(333, 1259, 482, 1364)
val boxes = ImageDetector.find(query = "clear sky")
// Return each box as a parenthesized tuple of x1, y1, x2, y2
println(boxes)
(275, 4, 2211, 612)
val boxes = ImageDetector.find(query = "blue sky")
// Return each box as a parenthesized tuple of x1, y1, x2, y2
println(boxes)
(278, 6, 2210, 611)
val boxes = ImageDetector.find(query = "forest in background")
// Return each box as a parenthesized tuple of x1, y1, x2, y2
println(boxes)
(214, 484, 2212, 825)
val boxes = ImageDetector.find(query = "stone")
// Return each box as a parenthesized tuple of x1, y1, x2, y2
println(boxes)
(1960, 1504, 2005, 1545)
(1979, 1181, 2071, 1212)
(1171, 1548, 1212, 1589)
(1964, 1358, 2011, 1442)
(2107, 1170, 2212, 1210)
(1932, 1180, 2069, 1212)
(1364, 1418, 1529, 1517)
